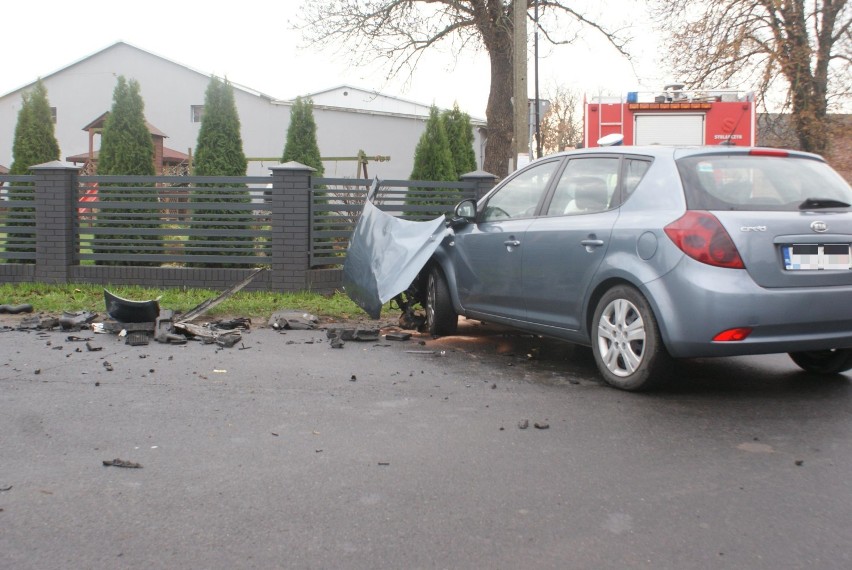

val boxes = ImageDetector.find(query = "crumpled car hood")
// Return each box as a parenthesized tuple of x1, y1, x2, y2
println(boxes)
(343, 192, 449, 319)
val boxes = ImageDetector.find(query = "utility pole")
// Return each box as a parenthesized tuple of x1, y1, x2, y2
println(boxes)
(533, 0, 542, 159)
(513, 0, 528, 170)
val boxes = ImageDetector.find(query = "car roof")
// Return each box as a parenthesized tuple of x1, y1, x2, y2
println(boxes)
(541, 146, 825, 162)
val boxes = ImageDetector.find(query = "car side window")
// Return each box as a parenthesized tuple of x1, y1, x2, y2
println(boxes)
(621, 159, 652, 203)
(546, 157, 620, 216)
(481, 160, 560, 222)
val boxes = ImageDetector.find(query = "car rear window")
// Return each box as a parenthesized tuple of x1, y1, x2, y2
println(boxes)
(676, 154, 852, 211)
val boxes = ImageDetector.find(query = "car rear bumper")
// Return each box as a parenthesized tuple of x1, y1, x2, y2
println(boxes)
(646, 261, 852, 358)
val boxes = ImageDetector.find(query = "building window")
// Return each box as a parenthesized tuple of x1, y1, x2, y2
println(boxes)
(191, 105, 204, 123)
(50, 107, 57, 124)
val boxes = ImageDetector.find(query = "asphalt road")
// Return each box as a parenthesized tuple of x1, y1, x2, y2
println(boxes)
(2, 316, 851, 569)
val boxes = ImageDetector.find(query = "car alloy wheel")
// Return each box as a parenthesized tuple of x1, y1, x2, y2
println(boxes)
(597, 298, 646, 377)
(592, 285, 670, 391)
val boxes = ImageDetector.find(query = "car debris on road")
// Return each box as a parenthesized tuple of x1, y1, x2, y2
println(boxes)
(1, 266, 417, 353)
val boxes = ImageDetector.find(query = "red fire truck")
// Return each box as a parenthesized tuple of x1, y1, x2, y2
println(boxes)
(584, 84, 756, 148)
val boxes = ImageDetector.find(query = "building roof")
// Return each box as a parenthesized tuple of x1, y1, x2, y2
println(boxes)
(0, 41, 278, 102)
(81, 111, 169, 137)
(0, 41, 482, 122)
(302, 85, 431, 108)
(65, 146, 189, 165)
(296, 84, 486, 124)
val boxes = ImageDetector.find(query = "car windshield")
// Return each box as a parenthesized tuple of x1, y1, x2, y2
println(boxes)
(676, 154, 852, 211)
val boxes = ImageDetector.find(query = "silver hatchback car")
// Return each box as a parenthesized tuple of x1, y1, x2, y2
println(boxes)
(345, 146, 852, 390)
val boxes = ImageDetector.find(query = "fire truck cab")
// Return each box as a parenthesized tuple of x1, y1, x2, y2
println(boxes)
(584, 84, 755, 148)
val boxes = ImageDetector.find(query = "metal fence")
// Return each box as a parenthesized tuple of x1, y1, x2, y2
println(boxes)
(0, 175, 37, 263)
(75, 175, 273, 266)
(0, 163, 495, 292)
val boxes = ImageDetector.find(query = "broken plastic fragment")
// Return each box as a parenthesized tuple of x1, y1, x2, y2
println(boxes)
(102, 458, 142, 468)
(0, 304, 33, 314)
(104, 290, 159, 323)
(269, 310, 319, 330)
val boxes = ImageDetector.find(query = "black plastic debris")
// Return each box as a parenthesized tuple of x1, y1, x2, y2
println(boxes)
(213, 317, 252, 330)
(325, 327, 382, 349)
(104, 290, 159, 323)
(0, 303, 33, 314)
(97, 270, 265, 349)
(215, 333, 241, 348)
(125, 331, 150, 346)
(59, 311, 98, 331)
(326, 328, 380, 342)
(101, 320, 155, 334)
(18, 316, 59, 330)
(154, 309, 184, 344)
(385, 332, 412, 341)
(102, 458, 142, 468)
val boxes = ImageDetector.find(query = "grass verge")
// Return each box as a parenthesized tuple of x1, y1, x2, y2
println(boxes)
(0, 282, 397, 322)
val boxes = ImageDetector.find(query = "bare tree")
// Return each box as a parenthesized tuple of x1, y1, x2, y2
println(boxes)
(539, 85, 583, 153)
(654, 0, 851, 155)
(295, 1, 630, 178)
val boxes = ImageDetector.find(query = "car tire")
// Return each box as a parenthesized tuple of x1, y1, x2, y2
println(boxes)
(788, 349, 852, 375)
(591, 285, 671, 391)
(426, 266, 458, 337)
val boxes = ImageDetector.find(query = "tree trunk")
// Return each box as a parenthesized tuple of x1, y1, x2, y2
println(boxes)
(483, 44, 514, 179)
(778, 1, 831, 155)
(790, 82, 829, 155)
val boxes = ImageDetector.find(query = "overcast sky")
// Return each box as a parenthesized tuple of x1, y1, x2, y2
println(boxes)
(4, 0, 667, 118)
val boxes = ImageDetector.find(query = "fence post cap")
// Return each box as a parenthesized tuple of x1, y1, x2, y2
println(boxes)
(29, 161, 81, 171)
(270, 161, 316, 173)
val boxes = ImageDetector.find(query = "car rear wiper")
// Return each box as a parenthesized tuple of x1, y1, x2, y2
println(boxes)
(798, 197, 851, 210)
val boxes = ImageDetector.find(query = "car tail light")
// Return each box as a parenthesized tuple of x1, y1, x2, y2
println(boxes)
(713, 327, 753, 342)
(664, 211, 745, 269)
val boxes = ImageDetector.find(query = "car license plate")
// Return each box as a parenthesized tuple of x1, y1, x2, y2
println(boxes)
(783, 244, 852, 270)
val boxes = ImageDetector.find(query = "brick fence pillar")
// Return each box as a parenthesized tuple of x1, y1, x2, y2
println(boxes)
(460, 170, 499, 200)
(268, 162, 315, 292)
(31, 161, 79, 284)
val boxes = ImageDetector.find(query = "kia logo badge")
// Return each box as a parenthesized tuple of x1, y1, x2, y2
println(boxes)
(811, 221, 828, 233)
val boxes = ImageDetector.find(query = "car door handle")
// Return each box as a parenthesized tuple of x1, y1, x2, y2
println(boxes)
(504, 239, 521, 247)
(580, 239, 605, 247)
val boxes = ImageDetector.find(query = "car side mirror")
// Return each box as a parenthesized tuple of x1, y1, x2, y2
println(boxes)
(452, 199, 477, 226)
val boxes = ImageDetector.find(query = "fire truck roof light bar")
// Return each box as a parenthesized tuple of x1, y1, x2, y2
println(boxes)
(627, 102, 713, 111)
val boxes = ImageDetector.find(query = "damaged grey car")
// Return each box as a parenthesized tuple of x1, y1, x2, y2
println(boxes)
(344, 146, 852, 391)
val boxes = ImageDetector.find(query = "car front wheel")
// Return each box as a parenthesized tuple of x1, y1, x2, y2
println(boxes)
(592, 285, 671, 391)
(789, 349, 852, 375)
(426, 266, 458, 337)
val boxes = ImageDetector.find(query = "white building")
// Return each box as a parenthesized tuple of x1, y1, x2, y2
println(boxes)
(0, 42, 486, 180)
